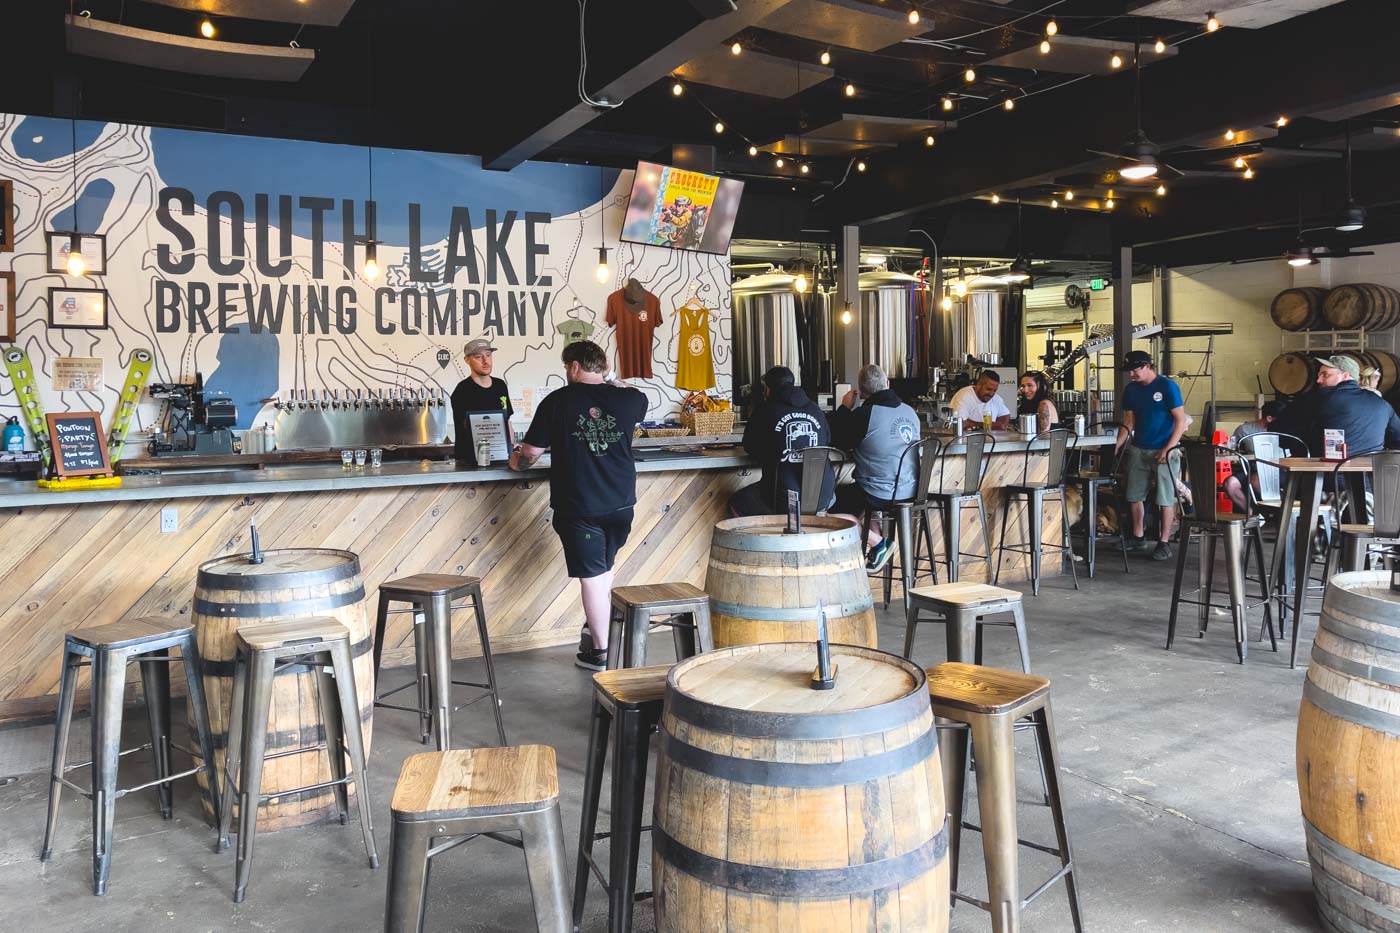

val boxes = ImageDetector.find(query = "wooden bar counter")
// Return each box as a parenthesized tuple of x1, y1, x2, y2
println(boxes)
(0, 432, 1104, 722)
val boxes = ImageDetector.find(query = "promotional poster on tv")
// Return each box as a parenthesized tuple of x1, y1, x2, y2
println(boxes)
(621, 162, 743, 255)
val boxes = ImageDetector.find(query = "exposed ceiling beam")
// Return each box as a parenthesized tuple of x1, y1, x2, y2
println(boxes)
(482, 0, 795, 172)
(826, 0, 1400, 226)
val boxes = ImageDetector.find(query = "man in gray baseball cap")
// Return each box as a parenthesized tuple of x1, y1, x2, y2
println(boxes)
(450, 338, 514, 462)
(1273, 353, 1400, 456)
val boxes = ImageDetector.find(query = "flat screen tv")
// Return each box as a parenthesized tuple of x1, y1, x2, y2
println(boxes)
(620, 161, 744, 255)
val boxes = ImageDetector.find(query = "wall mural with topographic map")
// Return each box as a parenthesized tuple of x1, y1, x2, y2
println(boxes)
(0, 112, 733, 438)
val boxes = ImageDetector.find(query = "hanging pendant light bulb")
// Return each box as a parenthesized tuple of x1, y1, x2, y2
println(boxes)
(964, 68, 976, 83)
(856, 160, 867, 173)
(952, 279, 968, 298)
(1224, 129, 1235, 142)
(748, 145, 758, 156)
(200, 18, 216, 39)
(672, 81, 683, 96)
(775, 157, 785, 169)
(1040, 40, 1051, 54)
(908, 8, 920, 25)
(794, 272, 808, 294)
(1206, 12, 1220, 32)
(1045, 19, 1058, 36)
(731, 41, 742, 55)
(845, 83, 856, 97)
(1154, 38, 1166, 53)
(990, 193, 1000, 204)
(942, 97, 954, 111)
(1156, 183, 1167, 196)
(940, 294, 953, 311)
(595, 246, 610, 283)
(1064, 190, 1074, 201)
(1243, 166, 1255, 179)
(1233, 156, 1246, 169)
(363, 241, 380, 281)
(925, 134, 936, 147)
(66, 233, 86, 276)
(714, 121, 725, 134)
(820, 49, 831, 66)
(839, 306, 852, 326)
(1111, 53, 1123, 69)
(1105, 197, 1115, 210)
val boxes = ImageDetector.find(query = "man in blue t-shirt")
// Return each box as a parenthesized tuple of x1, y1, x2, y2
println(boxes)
(1114, 350, 1188, 560)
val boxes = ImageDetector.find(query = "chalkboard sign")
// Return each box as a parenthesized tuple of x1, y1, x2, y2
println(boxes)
(45, 411, 112, 479)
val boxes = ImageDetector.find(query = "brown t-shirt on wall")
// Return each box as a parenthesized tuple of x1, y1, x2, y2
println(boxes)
(605, 288, 662, 379)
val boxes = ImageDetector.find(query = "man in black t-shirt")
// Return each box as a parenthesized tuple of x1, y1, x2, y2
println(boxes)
(450, 338, 513, 462)
(509, 340, 648, 671)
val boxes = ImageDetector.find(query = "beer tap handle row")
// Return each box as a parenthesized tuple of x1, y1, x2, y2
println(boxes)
(272, 386, 447, 411)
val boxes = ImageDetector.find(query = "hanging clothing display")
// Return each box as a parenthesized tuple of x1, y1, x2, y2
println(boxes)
(606, 279, 662, 379)
(556, 318, 595, 345)
(675, 300, 716, 392)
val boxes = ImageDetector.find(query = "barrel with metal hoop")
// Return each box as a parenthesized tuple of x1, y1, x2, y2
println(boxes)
(192, 548, 373, 831)
(705, 515, 878, 649)
(652, 643, 948, 930)
(1297, 571, 1400, 931)
(1269, 352, 1320, 397)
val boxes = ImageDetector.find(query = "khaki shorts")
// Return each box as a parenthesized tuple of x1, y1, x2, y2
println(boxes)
(1124, 444, 1180, 507)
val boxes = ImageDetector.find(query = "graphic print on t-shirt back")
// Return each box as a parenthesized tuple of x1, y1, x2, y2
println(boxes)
(574, 406, 624, 455)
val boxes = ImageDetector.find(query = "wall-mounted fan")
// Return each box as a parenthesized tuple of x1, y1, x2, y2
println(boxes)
(1064, 284, 1091, 311)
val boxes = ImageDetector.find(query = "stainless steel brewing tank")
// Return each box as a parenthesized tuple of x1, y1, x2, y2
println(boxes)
(732, 272, 802, 408)
(857, 271, 926, 381)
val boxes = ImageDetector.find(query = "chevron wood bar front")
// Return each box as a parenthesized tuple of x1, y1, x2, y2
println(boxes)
(0, 448, 1066, 722)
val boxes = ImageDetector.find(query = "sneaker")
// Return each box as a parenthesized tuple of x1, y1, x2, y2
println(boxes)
(1151, 541, 1173, 561)
(574, 648, 607, 672)
(578, 625, 595, 654)
(866, 538, 897, 572)
(1127, 536, 1155, 555)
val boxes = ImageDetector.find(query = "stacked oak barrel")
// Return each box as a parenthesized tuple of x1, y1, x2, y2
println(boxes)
(1269, 284, 1400, 397)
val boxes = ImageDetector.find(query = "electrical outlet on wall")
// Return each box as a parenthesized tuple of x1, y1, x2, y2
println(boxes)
(160, 507, 178, 534)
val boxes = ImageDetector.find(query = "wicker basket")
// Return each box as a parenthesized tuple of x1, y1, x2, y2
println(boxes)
(643, 426, 691, 438)
(681, 411, 736, 436)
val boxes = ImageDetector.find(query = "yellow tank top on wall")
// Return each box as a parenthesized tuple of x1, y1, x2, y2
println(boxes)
(675, 303, 716, 392)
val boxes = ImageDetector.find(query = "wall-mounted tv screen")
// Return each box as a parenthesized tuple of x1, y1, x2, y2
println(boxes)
(620, 162, 744, 255)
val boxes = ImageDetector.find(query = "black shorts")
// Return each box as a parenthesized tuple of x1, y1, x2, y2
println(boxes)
(552, 508, 634, 578)
(832, 483, 894, 518)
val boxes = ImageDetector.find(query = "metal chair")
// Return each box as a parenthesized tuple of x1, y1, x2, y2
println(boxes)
(795, 445, 844, 515)
(41, 618, 221, 895)
(1067, 421, 1131, 577)
(1166, 444, 1276, 663)
(872, 436, 944, 611)
(919, 431, 995, 584)
(994, 429, 1081, 596)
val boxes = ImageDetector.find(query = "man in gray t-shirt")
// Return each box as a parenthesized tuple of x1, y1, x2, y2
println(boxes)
(830, 364, 921, 570)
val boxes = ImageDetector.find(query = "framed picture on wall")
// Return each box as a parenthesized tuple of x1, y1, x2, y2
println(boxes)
(48, 286, 108, 330)
(0, 181, 12, 253)
(46, 232, 107, 275)
(0, 272, 14, 341)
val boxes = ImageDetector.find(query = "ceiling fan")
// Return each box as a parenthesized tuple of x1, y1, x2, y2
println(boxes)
(1086, 36, 1261, 182)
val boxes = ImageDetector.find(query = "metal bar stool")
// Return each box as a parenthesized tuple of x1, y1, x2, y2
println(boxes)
(1166, 444, 1277, 664)
(795, 444, 845, 515)
(607, 583, 713, 670)
(41, 617, 221, 895)
(994, 428, 1081, 596)
(929, 662, 1084, 933)
(1323, 450, 1400, 578)
(921, 431, 996, 584)
(868, 436, 944, 611)
(372, 573, 507, 750)
(1068, 422, 1131, 577)
(573, 665, 667, 933)
(218, 617, 379, 902)
(384, 745, 569, 933)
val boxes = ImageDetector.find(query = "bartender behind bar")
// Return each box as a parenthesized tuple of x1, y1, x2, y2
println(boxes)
(450, 338, 514, 461)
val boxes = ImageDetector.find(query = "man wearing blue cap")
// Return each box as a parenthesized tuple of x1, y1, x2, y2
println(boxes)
(1115, 350, 1188, 560)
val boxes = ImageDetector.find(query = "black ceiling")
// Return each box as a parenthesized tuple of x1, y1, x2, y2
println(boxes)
(5, 0, 1399, 268)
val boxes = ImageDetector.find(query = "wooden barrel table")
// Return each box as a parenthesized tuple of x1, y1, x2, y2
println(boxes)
(652, 643, 948, 930)
(1272, 287, 1329, 331)
(1297, 571, 1400, 931)
(1323, 283, 1400, 331)
(1269, 352, 1319, 397)
(193, 548, 373, 831)
(706, 515, 878, 649)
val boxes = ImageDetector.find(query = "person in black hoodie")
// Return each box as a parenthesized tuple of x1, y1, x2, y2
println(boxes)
(730, 366, 834, 516)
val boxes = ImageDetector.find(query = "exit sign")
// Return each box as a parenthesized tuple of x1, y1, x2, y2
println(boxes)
(1089, 278, 1107, 291)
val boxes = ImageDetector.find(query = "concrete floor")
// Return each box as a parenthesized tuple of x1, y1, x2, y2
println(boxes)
(0, 551, 1322, 932)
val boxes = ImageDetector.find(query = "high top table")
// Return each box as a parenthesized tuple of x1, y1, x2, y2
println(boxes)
(1265, 456, 1373, 668)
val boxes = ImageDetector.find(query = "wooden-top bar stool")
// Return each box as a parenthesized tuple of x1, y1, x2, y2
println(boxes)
(904, 581, 1030, 671)
(41, 617, 221, 895)
(384, 745, 569, 933)
(218, 617, 378, 902)
(573, 665, 668, 933)
(372, 573, 507, 749)
(607, 583, 712, 670)
(928, 662, 1084, 933)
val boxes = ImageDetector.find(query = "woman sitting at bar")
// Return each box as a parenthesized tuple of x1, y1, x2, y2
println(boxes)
(1018, 370, 1059, 433)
